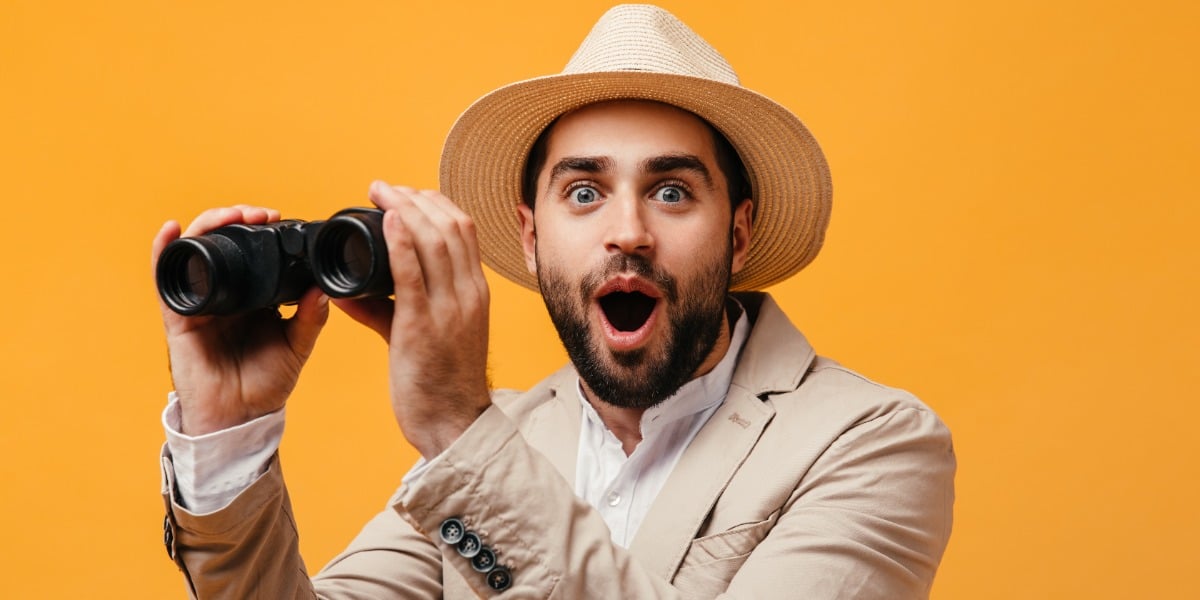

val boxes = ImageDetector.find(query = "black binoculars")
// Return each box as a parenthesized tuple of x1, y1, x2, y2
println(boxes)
(156, 207, 391, 316)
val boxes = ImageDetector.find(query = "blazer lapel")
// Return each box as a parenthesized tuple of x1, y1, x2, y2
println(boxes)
(515, 366, 583, 484)
(626, 386, 775, 581)
(626, 293, 814, 581)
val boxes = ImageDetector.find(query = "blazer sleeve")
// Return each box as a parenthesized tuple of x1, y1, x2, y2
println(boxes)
(394, 402, 953, 599)
(160, 447, 443, 599)
(162, 400, 953, 598)
(392, 403, 681, 598)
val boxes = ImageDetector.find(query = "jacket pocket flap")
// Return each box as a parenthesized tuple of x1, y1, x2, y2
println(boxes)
(681, 516, 777, 567)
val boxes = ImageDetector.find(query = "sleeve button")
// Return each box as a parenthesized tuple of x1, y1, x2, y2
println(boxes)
(439, 518, 466, 545)
(456, 531, 482, 558)
(487, 566, 513, 591)
(470, 546, 497, 573)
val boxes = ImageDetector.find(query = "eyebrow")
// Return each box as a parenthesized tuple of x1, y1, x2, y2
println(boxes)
(546, 156, 614, 190)
(544, 153, 715, 191)
(642, 154, 714, 190)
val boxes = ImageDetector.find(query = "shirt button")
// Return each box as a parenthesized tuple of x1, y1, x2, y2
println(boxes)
(607, 491, 621, 506)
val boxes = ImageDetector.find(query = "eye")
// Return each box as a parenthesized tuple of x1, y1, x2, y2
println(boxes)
(568, 185, 599, 204)
(654, 185, 686, 203)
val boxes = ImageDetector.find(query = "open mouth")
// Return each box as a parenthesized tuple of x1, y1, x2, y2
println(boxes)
(599, 291, 658, 332)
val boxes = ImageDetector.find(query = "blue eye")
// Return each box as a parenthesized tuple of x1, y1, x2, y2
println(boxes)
(655, 186, 684, 203)
(570, 186, 599, 204)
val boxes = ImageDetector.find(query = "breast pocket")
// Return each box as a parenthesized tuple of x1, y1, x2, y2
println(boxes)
(673, 516, 778, 597)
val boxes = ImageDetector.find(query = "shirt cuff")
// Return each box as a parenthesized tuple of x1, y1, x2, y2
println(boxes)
(162, 392, 285, 515)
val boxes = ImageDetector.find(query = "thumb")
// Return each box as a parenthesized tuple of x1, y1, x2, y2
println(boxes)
(285, 287, 331, 358)
(331, 296, 394, 342)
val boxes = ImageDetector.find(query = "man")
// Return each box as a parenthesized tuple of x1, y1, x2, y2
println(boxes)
(156, 4, 955, 598)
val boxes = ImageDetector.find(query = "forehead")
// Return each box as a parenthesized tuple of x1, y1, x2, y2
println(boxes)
(542, 100, 717, 161)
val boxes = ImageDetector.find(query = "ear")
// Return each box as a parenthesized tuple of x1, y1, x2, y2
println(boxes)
(516, 203, 538, 275)
(730, 199, 753, 275)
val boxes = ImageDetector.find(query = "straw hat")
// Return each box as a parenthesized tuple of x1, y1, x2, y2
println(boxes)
(439, 3, 832, 291)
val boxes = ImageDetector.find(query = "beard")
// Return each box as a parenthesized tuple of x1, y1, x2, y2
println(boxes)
(537, 247, 732, 410)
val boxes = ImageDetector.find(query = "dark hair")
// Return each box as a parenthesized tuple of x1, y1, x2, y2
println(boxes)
(520, 114, 751, 213)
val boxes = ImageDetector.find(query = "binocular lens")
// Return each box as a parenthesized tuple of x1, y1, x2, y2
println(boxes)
(338, 231, 372, 284)
(157, 240, 221, 315)
(312, 210, 390, 298)
(316, 225, 370, 291)
(185, 254, 212, 299)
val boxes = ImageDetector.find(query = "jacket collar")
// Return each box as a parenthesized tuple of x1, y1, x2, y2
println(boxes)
(517, 292, 817, 577)
(727, 291, 817, 398)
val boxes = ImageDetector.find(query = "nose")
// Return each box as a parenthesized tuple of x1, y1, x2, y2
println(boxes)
(603, 195, 654, 256)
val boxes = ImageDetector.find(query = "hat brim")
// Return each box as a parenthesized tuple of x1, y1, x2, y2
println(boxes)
(439, 70, 832, 292)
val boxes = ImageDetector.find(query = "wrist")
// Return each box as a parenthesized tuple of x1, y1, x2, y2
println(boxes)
(176, 396, 267, 436)
(404, 403, 490, 460)
(181, 415, 242, 437)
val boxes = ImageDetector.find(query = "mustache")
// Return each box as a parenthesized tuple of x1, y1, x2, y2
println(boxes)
(578, 254, 678, 305)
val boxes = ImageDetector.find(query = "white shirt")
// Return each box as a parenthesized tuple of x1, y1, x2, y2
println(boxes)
(575, 309, 748, 547)
(162, 396, 285, 515)
(164, 307, 749, 544)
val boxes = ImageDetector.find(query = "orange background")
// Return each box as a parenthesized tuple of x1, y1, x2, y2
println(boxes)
(1, 1, 1197, 597)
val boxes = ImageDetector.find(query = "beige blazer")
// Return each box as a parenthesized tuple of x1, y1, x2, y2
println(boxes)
(162, 292, 956, 598)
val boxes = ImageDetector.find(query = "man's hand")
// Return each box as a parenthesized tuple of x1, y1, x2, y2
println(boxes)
(152, 205, 331, 436)
(335, 182, 492, 459)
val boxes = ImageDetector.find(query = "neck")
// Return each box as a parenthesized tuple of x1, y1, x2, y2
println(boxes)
(582, 394, 645, 456)
(582, 309, 733, 456)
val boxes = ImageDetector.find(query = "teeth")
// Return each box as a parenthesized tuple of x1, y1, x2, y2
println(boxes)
(600, 292, 656, 332)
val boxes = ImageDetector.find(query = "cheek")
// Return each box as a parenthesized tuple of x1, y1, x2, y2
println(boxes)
(534, 221, 599, 265)
(661, 217, 733, 261)
(532, 231, 587, 285)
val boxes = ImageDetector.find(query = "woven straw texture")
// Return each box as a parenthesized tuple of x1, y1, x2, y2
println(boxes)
(439, 4, 832, 291)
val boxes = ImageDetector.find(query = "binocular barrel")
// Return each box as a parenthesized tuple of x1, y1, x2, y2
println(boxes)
(156, 208, 392, 316)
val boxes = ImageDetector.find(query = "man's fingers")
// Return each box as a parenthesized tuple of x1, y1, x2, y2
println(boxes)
(182, 207, 241, 237)
(151, 220, 188, 327)
(182, 205, 280, 237)
(381, 207, 431, 316)
(332, 296, 395, 341)
(367, 181, 416, 211)
(415, 189, 489, 300)
(230, 204, 280, 225)
(151, 220, 182, 269)
(402, 191, 467, 301)
(371, 183, 454, 301)
(370, 182, 480, 305)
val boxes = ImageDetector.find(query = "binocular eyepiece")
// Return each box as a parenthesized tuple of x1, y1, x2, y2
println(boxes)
(156, 208, 391, 316)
